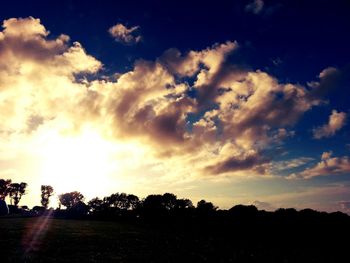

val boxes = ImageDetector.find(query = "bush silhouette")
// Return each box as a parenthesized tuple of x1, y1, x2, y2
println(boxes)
(0, 199, 9, 216)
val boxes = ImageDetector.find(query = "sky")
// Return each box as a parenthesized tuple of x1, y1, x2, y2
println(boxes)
(0, 0, 349, 213)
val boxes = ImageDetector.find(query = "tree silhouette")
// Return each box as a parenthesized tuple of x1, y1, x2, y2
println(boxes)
(162, 193, 177, 210)
(9, 182, 27, 207)
(142, 194, 165, 214)
(88, 197, 106, 213)
(0, 179, 11, 200)
(175, 198, 194, 210)
(40, 185, 54, 208)
(105, 193, 140, 210)
(58, 191, 84, 209)
(106, 193, 128, 209)
(69, 201, 89, 217)
(141, 193, 179, 219)
(126, 194, 140, 210)
(196, 199, 217, 216)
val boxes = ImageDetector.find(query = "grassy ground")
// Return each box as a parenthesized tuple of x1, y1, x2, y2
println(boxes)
(0, 217, 173, 262)
(0, 216, 348, 262)
(1, 217, 232, 262)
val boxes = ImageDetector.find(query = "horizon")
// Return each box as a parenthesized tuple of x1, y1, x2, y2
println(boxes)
(0, 0, 349, 214)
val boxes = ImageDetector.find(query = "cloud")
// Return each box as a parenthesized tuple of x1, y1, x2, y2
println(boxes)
(252, 200, 275, 211)
(245, 0, 264, 14)
(313, 110, 347, 139)
(321, 151, 333, 161)
(272, 157, 314, 171)
(0, 17, 101, 135)
(0, 17, 344, 179)
(204, 149, 270, 175)
(159, 41, 238, 81)
(288, 152, 350, 179)
(307, 67, 344, 101)
(339, 201, 350, 213)
(108, 23, 141, 44)
(210, 70, 321, 151)
(272, 128, 295, 142)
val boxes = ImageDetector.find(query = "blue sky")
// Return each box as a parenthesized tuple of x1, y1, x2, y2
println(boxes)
(0, 0, 349, 212)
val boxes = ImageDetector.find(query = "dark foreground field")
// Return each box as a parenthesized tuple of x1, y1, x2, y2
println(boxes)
(0, 215, 349, 262)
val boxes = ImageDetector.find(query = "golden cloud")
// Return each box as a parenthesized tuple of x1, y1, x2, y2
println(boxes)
(288, 152, 350, 179)
(313, 110, 347, 139)
(108, 23, 141, 44)
(0, 17, 343, 179)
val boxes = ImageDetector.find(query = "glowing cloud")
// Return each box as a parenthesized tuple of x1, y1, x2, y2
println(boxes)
(288, 152, 350, 179)
(0, 16, 347, 204)
(108, 23, 141, 44)
(313, 110, 347, 139)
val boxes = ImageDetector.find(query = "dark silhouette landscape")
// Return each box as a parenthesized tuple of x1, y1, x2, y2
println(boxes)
(1, 179, 349, 262)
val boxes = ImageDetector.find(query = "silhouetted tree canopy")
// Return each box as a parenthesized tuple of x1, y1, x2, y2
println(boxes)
(142, 193, 178, 217)
(196, 199, 217, 215)
(69, 201, 89, 217)
(32, 205, 46, 215)
(229, 204, 258, 218)
(9, 182, 27, 207)
(88, 197, 105, 213)
(126, 194, 140, 210)
(0, 179, 11, 200)
(175, 198, 194, 210)
(105, 193, 140, 210)
(40, 185, 54, 208)
(59, 191, 84, 209)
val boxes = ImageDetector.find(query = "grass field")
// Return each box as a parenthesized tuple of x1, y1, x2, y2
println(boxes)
(0, 216, 348, 262)
(1, 217, 234, 262)
(0, 217, 182, 262)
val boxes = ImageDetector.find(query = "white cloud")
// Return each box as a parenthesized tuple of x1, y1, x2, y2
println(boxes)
(313, 110, 347, 139)
(0, 16, 345, 182)
(288, 152, 350, 179)
(272, 157, 314, 171)
(108, 23, 141, 44)
(0, 17, 101, 134)
(252, 200, 275, 211)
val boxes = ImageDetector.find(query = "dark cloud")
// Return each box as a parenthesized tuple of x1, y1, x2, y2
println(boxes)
(204, 152, 270, 175)
(307, 67, 344, 101)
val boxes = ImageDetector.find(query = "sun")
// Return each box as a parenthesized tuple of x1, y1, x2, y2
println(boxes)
(38, 130, 117, 197)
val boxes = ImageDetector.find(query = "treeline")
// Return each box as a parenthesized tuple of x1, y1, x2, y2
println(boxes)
(2, 179, 350, 262)
(0, 178, 217, 220)
(1, 178, 349, 224)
